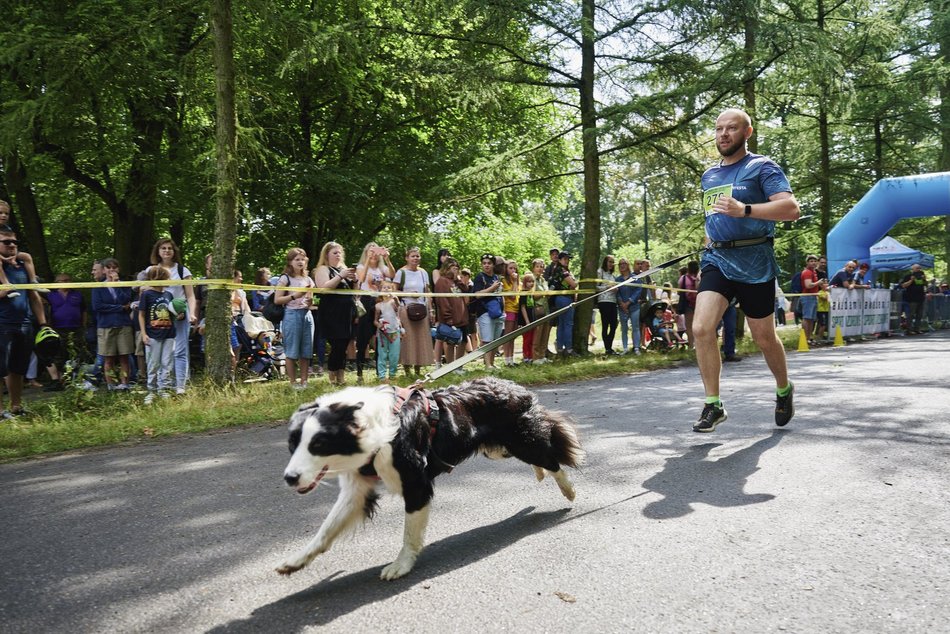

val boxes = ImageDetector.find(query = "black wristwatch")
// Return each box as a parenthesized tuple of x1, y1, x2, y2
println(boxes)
(744, 204, 752, 217)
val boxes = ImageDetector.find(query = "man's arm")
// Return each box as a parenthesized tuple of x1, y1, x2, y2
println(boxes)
(28, 290, 47, 326)
(712, 191, 800, 221)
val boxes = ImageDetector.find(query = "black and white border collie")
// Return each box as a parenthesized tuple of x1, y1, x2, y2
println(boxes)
(278, 376, 584, 580)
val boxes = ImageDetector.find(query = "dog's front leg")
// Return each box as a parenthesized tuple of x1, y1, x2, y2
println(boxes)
(277, 474, 374, 576)
(379, 504, 430, 580)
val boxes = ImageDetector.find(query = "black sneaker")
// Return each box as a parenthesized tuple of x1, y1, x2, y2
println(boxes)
(693, 402, 727, 433)
(775, 383, 794, 427)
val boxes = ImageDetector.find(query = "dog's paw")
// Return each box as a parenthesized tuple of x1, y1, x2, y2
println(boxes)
(275, 563, 303, 576)
(553, 470, 576, 502)
(275, 554, 308, 576)
(533, 466, 546, 482)
(380, 556, 416, 581)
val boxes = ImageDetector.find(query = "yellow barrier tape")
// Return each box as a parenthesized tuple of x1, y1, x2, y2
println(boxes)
(0, 278, 599, 298)
(6, 278, 849, 299)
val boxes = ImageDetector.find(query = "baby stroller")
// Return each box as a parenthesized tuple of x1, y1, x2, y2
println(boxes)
(642, 300, 688, 352)
(233, 313, 284, 381)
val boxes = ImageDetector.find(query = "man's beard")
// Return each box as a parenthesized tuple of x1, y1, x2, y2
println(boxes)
(718, 137, 745, 158)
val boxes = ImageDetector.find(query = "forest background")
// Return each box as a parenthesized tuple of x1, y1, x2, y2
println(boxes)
(2, 0, 949, 359)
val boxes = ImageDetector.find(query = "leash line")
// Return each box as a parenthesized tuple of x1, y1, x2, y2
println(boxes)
(420, 249, 702, 383)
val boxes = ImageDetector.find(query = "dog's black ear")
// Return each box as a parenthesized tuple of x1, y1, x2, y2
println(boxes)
(353, 401, 364, 410)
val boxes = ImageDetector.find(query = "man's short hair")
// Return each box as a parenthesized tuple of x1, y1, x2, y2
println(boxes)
(101, 257, 120, 268)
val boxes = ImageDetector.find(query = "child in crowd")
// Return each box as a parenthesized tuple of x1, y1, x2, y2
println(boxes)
(275, 248, 314, 390)
(374, 280, 403, 383)
(651, 305, 677, 348)
(91, 258, 134, 390)
(518, 273, 536, 363)
(137, 266, 177, 403)
(0, 200, 39, 300)
(501, 259, 520, 366)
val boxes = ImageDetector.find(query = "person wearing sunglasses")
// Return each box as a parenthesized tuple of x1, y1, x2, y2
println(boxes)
(0, 224, 50, 418)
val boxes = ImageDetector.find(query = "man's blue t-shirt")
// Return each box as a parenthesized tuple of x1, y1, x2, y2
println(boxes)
(700, 153, 792, 284)
(829, 268, 852, 287)
(0, 263, 31, 325)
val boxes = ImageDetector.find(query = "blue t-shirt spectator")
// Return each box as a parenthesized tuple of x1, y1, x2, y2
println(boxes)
(472, 271, 500, 317)
(0, 263, 31, 325)
(138, 289, 176, 340)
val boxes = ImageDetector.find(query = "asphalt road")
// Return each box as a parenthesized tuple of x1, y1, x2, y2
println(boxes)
(2, 331, 949, 633)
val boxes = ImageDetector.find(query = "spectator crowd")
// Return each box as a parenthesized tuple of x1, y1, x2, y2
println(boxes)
(1, 196, 947, 412)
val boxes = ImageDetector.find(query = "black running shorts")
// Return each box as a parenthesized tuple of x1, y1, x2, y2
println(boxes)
(0, 323, 34, 378)
(699, 266, 776, 319)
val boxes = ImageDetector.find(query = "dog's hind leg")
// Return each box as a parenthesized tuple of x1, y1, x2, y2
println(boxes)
(276, 474, 376, 576)
(550, 468, 576, 502)
(530, 464, 575, 501)
(380, 504, 431, 581)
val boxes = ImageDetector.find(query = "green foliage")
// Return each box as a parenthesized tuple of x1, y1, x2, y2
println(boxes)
(1, 0, 948, 285)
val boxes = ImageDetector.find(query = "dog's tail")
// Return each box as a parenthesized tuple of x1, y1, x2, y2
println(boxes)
(544, 409, 585, 469)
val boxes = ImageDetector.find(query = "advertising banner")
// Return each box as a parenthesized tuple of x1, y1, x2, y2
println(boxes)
(829, 288, 891, 336)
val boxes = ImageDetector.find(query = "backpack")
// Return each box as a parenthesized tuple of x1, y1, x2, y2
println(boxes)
(261, 275, 287, 325)
(790, 271, 802, 294)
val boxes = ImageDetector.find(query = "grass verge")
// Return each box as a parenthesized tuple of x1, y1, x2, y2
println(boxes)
(1, 329, 799, 462)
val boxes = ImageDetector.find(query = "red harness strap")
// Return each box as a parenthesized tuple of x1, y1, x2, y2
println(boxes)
(392, 385, 440, 440)
(391, 385, 454, 472)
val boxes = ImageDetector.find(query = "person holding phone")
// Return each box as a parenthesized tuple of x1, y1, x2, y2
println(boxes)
(313, 242, 355, 387)
(354, 242, 395, 383)
(900, 264, 928, 334)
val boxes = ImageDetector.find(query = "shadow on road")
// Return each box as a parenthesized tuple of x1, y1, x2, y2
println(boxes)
(641, 430, 786, 519)
(209, 505, 570, 632)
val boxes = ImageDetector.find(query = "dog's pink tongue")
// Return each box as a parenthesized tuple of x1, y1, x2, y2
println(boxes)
(297, 465, 329, 494)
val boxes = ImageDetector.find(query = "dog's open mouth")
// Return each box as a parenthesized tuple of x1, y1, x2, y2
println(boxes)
(297, 465, 329, 494)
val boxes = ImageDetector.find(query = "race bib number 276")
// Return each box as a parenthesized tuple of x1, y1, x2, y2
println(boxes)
(702, 184, 733, 217)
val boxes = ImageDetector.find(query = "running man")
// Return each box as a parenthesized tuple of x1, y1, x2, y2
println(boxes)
(692, 108, 801, 432)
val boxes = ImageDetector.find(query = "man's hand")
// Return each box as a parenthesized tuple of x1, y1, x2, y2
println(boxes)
(712, 195, 744, 217)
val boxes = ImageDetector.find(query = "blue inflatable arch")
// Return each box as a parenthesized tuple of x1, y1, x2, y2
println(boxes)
(827, 171, 950, 275)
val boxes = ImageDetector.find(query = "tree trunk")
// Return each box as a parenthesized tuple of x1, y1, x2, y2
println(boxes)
(873, 117, 884, 182)
(2, 150, 53, 280)
(743, 0, 759, 154)
(936, 0, 950, 279)
(207, 0, 240, 385)
(575, 0, 600, 354)
(297, 80, 320, 258)
(117, 97, 163, 275)
(817, 104, 831, 258)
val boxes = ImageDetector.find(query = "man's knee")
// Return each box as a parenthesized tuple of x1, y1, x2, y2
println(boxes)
(691, 318, 717, 341)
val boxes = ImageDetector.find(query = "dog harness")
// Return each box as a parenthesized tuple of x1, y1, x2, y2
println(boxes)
(358, 385, 453, 479)
(391, 385, 441, 436)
